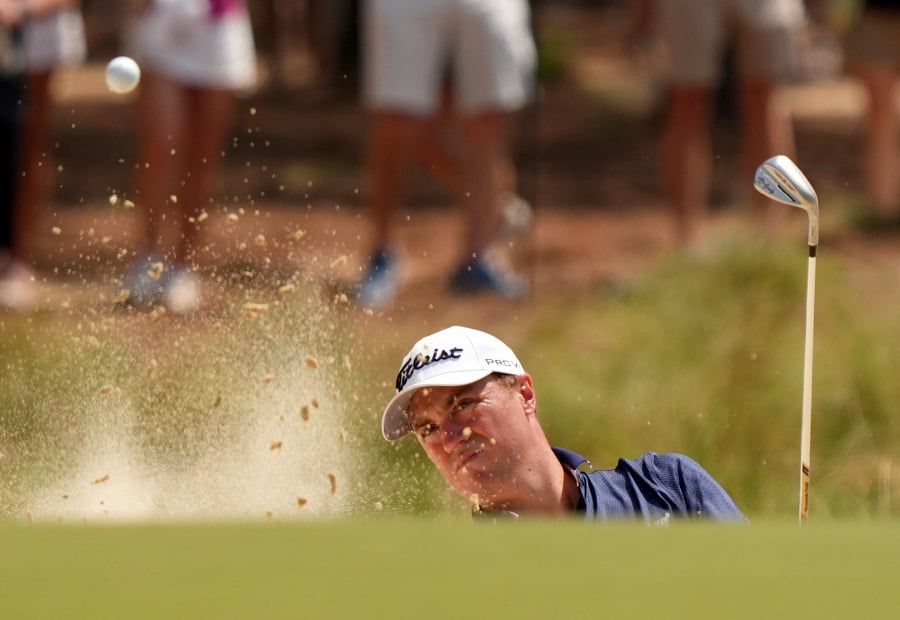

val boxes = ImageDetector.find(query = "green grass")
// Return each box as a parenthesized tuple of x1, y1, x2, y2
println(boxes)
(1, 519, 899, 619)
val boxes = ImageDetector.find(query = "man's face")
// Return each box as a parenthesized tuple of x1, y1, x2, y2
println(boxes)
(406, 374, 537, 507)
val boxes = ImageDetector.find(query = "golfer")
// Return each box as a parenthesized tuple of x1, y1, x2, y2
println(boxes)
(382, 326, 744, 521)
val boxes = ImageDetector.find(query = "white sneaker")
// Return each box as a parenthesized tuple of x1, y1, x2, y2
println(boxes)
(500, 194, 534, 240)
(165, 269, 200, 314)
(0, 261, 38, 311)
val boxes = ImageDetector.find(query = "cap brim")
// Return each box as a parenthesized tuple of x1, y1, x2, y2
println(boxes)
(380, 368, 495, 440)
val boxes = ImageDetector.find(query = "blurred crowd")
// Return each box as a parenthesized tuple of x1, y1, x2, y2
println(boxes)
(0, 0, 897, 312)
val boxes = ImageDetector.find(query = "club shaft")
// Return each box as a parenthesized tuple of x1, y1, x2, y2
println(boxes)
(799, 249, 816, 523)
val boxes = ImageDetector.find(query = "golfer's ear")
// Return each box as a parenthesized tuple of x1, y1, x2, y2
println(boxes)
(518, 374, 536, 416)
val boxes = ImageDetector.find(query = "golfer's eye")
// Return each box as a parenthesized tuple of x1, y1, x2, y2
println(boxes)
(416, 422, 439, 438)
(453, 397, 475, 413)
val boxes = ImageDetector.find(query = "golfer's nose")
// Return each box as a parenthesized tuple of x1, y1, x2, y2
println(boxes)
(441, 418, 469, 452)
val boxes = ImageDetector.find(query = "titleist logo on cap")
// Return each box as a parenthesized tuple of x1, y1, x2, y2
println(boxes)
(395, 347, 464, 391)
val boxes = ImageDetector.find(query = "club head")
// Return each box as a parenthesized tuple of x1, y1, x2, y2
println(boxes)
(753, 155, 819, 246)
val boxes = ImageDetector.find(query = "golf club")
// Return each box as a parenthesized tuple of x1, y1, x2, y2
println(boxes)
(753, 154, 819, 523)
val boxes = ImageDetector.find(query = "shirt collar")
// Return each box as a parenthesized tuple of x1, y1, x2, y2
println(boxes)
(551, 446, 591, 470)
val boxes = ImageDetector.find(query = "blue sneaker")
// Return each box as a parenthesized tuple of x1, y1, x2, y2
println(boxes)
(448, 257, 527, 299)
(356, 248, 398, 308)
(122, 256, 168, 308)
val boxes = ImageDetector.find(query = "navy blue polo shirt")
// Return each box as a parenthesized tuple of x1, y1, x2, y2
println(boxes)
(554, 447, 745, 522)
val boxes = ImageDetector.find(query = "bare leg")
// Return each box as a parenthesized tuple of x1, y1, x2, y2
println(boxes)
(458, 111, 511, 258)
(0, 71, 50, 308)
(134, 71, 185, 261)
(354, 111, 428, 306)
(662, 86, 713, 245)
(419, 120, 462, 194)
(419, 99, 520, 222)
(419, 83, 522, 210)
(445, 109, 526, 298)
(740, 77, 795, 231)
(179, 86, 236, 265)
(365, 111, 427, 253)
(417, 86, 464, 195)
(857, 64, 899, 215)
(10, 70, 53, 265)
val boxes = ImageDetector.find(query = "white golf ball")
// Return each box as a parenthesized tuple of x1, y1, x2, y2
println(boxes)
(105, 56, 141, 94)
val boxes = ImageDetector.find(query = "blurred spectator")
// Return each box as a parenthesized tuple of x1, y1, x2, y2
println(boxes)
(123, 0, 257, 313)
(842, 0, 900, 217)
(252, 0, 360, 95)
(0, 0, 85, 310)
(630, 0, 807, 247)
(313, 0, 360, 97)
(356, 0, 536, 308)
(0, 14, 24, 309)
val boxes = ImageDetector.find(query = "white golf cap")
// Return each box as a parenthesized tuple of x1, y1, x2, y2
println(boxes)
(381, 326, 525, 440)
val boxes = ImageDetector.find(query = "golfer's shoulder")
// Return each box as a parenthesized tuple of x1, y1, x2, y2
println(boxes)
(629, 451, 712, 480)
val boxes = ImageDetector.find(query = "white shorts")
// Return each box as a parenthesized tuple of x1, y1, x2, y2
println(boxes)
(24, 8, 86, 72)
(128, 0, 257, 92)
(363, 0, 536, 115)
(656, 0, 806, 85)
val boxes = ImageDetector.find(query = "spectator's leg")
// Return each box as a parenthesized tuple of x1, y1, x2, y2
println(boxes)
(662, 86, 713, 245)
(134, 71, 185, 260)
(458, 110, 511, 258)
(740, 77, 795, 229)
(11, 71, 53, 265)
(418, 89, 463, 196)
(180, 86, 237, 265)
(365, 111, 427, 254)
(857, 64, 899, 215)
